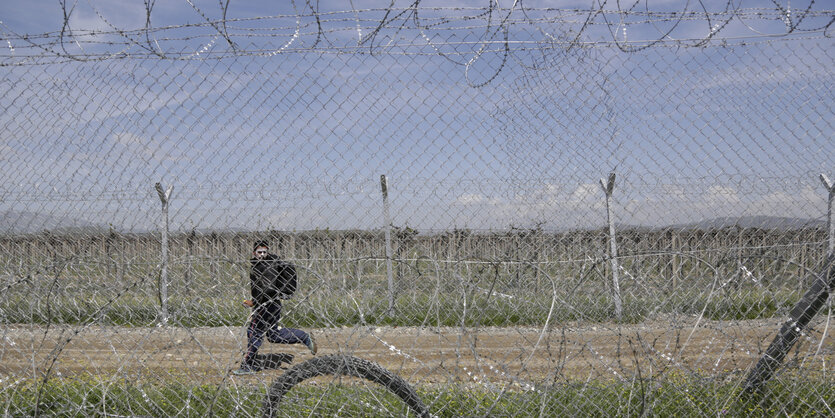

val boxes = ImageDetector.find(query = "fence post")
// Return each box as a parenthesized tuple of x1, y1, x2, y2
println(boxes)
(672, 233, 680, 290)
(185, 229, 196, 295)
(600, 172, 623, 321)
(823, 174, 835, 258)
(380, 175, 395, 314)
(155, 182, 173, 326)
(744, 173, 835, 394)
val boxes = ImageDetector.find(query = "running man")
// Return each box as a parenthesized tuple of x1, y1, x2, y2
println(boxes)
(233, 240, 317, 375)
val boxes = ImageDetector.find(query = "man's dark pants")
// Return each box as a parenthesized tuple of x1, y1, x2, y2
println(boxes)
(242, 302, 309, 368)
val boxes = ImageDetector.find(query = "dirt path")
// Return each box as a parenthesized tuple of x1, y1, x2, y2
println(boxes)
(2, 317, 832, 387)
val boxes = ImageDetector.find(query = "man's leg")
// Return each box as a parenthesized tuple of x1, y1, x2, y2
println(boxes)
(266, 325, 308, 344)
(263, 303, 317, 354)
(266, 326, 317, 354)
(241, 308, 268, 369)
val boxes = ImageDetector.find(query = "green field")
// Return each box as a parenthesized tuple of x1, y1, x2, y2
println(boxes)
(4, 373, 832, 417)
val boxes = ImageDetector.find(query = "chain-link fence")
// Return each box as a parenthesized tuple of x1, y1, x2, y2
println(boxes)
(1, 1, 834, 416)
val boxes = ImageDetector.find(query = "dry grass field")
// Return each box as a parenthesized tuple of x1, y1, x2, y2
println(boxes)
(3, 317, 830, 387)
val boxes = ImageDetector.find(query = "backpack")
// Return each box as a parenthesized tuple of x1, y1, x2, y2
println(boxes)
(274, 261, 297, 298)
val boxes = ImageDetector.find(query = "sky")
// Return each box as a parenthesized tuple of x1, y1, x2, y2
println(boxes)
(0, 1, 833, 233)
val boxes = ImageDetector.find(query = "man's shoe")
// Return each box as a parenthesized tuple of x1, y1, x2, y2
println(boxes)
(231, 366, 257, 376)
(306, 333, 318, 355)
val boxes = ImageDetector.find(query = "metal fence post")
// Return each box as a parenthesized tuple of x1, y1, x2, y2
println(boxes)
(743, 173, 835, 394)
(381, 175, 395, 314)
(155, 182, 173, 326)
(600, 172, 623, 321)
(822, 174, 835, 258)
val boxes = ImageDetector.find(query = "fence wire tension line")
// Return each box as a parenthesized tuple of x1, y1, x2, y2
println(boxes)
(1, 1, 834, 417)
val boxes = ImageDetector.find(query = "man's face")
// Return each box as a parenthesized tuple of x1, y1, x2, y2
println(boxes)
(254, 246, 268, 260)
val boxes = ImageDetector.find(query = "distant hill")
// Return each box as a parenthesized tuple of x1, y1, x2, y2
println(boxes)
(0, 211, 826, 236)
(0, 211, 108, 235)
(670, 216, 826, 230)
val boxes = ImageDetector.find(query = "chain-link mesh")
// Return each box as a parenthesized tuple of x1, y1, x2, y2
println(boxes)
(1, 1, 834, 416)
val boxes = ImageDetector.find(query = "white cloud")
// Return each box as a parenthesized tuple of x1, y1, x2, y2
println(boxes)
(111, 132, 157, 162)
(455, 193, 486, 205)
(68, 1, 148, 31)
(110, 132, 187, 165)
(752, 186, 826, 218)
(703, 185, 740, 205)
(531, 183, 562, 202)
(659, 184, 687, 201)
(568, 183, 600, 206)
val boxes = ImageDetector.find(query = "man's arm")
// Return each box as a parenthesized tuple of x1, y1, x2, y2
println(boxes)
(244, 267, 257, 307)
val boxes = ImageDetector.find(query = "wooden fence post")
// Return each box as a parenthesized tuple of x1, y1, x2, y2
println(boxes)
(600, 172, 623, 321)
(155, 182, 173, 326)
(381, 175, 395, 314)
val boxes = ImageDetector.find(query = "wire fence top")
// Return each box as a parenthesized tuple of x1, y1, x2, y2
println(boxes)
(1, 1, 834, 65)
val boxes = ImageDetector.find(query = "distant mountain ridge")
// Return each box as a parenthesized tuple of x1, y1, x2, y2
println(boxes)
(670, 216, 826, 230)
(0, 211, 826, 236)
(0, 211, 107, 234)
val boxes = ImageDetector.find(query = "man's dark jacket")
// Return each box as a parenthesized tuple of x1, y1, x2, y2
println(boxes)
(250, 254, 297, 306)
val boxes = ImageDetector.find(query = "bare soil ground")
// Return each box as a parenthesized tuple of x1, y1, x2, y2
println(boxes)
(2, 317, 832, 387)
